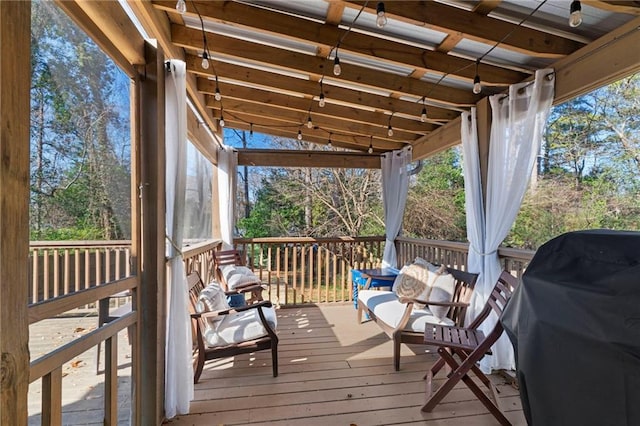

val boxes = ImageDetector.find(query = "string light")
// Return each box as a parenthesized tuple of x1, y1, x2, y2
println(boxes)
(201, 51, 210, 70)
(328, 133, 332, 148)
(387, 114, 394, 137)
(318, 80, 326, 107)
(420, 98, 427, 123)
(214, 76, 221, 101)
(249, 123, 253, 137)
(472, 59, 482, 94)
(333, 55, 341, 76)
(569, 1, 583, 28)
(368, 136, 374, 154)
(306, 113, 313, 129)
(219, 113, 225, 128)
(376, 2, 388, 28)
(175, 0, 186, 14)
(297, 129, 303, 140)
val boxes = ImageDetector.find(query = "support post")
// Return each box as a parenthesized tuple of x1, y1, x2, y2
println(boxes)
(476, 97, 492, 205)
(138, 40, 166, 424)
(0, 2, 31, 424)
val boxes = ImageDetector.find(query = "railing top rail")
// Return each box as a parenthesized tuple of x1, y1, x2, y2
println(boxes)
(395, 236, 470, 251)
(497, 247, 535, 261)
(30, 240, 132, 248)
(182, 239, 222, 258)
(234, 236, 386, 244)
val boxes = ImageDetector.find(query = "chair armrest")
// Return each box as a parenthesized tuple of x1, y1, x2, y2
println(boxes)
(397, 296, 469, 308)
(226, 282, 266, 295)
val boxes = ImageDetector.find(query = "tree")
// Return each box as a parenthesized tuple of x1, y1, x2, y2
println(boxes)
(30, 1, 131, 240)
(236, 137, 383, 237)
(403, 148, 466, 241)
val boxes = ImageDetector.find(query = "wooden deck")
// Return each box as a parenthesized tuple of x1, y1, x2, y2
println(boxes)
(27, 304, 525, 425)
(165, 303, 526, 426)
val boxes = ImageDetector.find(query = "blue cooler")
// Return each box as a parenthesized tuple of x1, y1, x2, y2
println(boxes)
(227, 293, 246, 308)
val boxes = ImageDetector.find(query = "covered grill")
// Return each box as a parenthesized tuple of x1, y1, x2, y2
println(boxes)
(501, 230, 640, 426)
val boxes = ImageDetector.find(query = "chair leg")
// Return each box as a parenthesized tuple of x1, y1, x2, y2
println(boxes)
(271, 342, 278, 377)
(422, 348, 465, 412)
(193, 349, 205, 384)
(357, 303, 363, 324)
(459, 373, 512, 426)
(393, 336, 402, 371)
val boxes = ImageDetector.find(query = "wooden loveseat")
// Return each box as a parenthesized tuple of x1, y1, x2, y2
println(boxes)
(357, 263, 478, 371)
(187, 271, 278, 383)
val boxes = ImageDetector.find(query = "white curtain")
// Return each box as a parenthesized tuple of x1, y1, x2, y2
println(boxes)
(463, 69, 554, 372)
(164, 60, 193, 418)
(381, 146, 412, 268)
(217, 145, 237, 249)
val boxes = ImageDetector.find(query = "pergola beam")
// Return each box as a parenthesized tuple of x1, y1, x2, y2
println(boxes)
(346, 1, 583, 58)
(412, 15, 640, 160)
(237, 149, 382, 169)
(155, 1, 527, 85)
(174, 26, 479, 107)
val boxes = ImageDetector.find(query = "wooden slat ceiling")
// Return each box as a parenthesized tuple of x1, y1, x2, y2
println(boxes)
(150, 0, 639, 155)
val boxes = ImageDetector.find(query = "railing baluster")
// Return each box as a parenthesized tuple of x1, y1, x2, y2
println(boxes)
(104, 334, 118, 425)
(53, 249, 60, 298)
(32, 249, 39, 303)
(41, 366, 62, 426)
(43, 249, 50, 301)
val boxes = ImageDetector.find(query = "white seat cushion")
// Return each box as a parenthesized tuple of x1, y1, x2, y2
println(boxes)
(358, 290, 454, 332)
(203, 306, 277, 347)
(219, 264, 261, 290)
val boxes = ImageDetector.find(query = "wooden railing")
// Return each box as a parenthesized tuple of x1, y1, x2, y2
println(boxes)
(182, 239, 221, 284)
(396, 237, 534, 277)
(29, 240, 132, 305)
(29, 237, 534, 308)
(233, 236, 385, 305)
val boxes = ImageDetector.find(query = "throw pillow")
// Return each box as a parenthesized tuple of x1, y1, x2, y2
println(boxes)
(413, 257, 440, 273)
(428, 266, 456, 320)
(196, 282, 230, 313)
(393, 262, 432, 307)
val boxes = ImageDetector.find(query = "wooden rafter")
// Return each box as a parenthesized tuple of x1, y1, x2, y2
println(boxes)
(346, 1, 584, 57)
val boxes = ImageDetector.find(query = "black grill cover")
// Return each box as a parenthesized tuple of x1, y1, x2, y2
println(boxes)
(501, 230, 640, 426)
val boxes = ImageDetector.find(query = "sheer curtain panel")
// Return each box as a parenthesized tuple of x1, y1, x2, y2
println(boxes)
(381, 146, 412, 268)
(463, 69, 554, 372)
(164, 60, 193, 418)
(217, 145, 238, 249)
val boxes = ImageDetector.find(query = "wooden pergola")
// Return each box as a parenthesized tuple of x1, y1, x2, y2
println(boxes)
(1, 1, 639, 424)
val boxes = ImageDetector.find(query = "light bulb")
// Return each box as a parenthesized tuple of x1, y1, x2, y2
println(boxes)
(421, 107, 427, 123)
(387, 126, 393, 137)
(368, 145, 373, 154)
(307, 117, 313, 128)
(214, 87, 221, 101)
(319, 93, 326, 108)
(219, 116, 225, 127)
(376, 2, 387, 28)
(569, 1, 582, 28)
(297, 130, 303, 141)
(201, 52, 210, 70)
(176, 0, 186, 14)
(472, 75, 482, 94)
(328, 139, 332, 148)
(333, 57, 341, 76)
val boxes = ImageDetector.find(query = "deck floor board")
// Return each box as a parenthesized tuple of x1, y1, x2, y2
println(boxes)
(166, 303, 526, 426)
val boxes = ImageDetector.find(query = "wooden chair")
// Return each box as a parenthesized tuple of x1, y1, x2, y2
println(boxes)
(214, 249, 265, 304)
(357, 267, 478, 371)
(422, 270, 518, 426)
(187, 271, 278, 383)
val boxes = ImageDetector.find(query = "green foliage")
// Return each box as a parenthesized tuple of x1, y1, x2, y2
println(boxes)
(403, 148, 467, 241)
